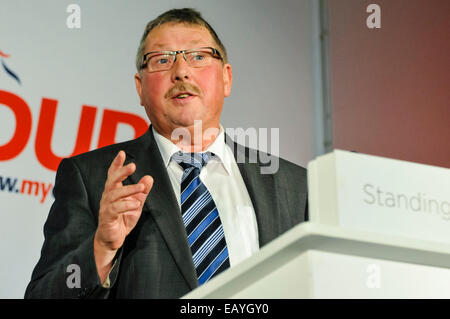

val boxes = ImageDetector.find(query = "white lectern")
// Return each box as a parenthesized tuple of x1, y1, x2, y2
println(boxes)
(183, 150, 450, 299)
(183, 222, 450, 298)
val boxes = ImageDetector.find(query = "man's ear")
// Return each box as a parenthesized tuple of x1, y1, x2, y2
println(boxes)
(222, 64, 232, 97)
(134, 73, 144, 106)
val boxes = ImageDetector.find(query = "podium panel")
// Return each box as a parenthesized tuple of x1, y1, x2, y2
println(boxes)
(182, 222, 450, 299)
(307, 150, 450, 245)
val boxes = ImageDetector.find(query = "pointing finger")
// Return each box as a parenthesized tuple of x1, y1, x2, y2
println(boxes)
(108, 150, 126, 173)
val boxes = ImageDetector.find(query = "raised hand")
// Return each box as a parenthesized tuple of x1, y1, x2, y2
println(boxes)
(94, 150, 153, 282)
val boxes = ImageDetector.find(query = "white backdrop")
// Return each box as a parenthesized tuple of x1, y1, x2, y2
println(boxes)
(0, 0, 322, 298)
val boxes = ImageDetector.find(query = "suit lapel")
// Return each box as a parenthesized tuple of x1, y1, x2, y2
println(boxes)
(124, 128, 198, 290)
(225, 134, 279, 247)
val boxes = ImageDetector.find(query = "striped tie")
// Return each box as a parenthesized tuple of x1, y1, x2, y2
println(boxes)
(172, 151, 230, 285)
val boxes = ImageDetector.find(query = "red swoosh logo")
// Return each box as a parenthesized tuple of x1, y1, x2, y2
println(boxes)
(0, 50, 11, 58)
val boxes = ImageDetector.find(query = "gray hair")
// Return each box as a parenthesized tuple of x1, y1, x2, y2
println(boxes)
(135, 8, 228, 72)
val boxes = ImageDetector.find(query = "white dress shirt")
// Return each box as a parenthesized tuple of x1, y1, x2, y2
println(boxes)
(152, 125, 260, 267)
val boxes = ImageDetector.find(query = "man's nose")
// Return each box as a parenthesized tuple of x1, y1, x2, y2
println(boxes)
(171, 53, 191, 81)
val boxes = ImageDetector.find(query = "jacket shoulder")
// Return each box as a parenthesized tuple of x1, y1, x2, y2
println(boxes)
(65, 130, 150, 168)
(71, 138, 139, 162)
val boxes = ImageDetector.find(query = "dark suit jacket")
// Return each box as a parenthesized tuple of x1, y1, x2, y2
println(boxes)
(25, 126, 308, 298)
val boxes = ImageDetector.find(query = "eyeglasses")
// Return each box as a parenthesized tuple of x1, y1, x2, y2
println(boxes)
(141, 47, 223, 72)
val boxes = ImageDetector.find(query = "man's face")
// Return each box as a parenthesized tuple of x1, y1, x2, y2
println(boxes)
(135, 22, 232, 137)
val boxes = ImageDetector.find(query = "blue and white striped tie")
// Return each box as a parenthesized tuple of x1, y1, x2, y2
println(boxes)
(172, 151, 230, 285)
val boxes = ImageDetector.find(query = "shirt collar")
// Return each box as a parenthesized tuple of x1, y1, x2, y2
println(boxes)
(152, 125, 233, 175)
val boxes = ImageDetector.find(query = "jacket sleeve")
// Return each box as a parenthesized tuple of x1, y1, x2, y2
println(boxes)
(24, 157, 120, 299)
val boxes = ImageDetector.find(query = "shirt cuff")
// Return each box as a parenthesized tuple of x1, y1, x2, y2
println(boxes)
(101, 258, 118, 288)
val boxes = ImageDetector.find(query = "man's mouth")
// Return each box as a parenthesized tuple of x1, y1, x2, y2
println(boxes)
(166, 83, 201, 100)
(173, 92, 194, 99)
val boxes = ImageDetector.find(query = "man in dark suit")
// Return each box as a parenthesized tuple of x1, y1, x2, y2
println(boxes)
(25, 8, 308, 299)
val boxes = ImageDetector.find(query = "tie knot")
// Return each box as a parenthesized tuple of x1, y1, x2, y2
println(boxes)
(172, 151, 214, 170)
